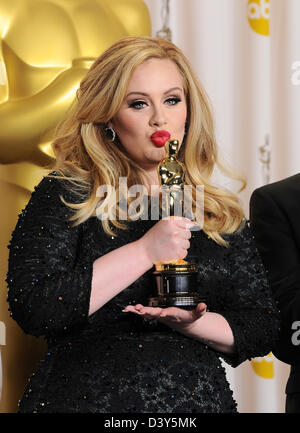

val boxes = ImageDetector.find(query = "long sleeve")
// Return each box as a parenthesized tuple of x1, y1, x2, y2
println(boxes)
(6, 173, 94, 339)
(250, 188, 300, 365)
(214, 221, 280, 367)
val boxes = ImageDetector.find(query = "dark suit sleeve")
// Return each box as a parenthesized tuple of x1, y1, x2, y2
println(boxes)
(250, 188, 300, 365)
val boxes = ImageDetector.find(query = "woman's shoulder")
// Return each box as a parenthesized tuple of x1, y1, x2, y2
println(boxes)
(31, 170, 88, 204)
(222, 219, 253, 247)
(30, 170, 68, 195)
(17, 170, 89, 228)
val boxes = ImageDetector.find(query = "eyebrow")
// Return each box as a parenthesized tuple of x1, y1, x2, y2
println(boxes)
(125, 87, 184, 98)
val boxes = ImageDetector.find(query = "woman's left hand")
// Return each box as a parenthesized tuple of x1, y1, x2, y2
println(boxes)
(122, 303, 235, 354)
(122, 302, 207, 328)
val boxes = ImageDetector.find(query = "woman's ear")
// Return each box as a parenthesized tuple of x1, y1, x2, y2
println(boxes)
(107, 119, 114, 129)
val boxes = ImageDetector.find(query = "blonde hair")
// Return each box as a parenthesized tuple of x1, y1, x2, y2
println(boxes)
(47, 36, 245, 246)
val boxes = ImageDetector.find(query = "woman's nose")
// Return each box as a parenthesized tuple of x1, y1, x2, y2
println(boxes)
(149, 106, 167, 127)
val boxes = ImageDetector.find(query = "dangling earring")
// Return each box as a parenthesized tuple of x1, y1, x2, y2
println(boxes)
(105, 126, 116, 142)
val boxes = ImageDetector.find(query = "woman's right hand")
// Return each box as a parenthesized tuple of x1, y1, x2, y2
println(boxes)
(137, 217, 197, 265)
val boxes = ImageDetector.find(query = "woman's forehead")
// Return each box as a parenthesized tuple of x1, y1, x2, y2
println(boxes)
(126, 58, 184, 94)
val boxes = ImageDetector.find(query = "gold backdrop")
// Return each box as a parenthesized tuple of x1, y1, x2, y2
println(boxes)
(0, 0, 151, 413)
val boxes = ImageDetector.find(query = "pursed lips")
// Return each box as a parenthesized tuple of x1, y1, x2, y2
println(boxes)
(150, 130, 171, 147)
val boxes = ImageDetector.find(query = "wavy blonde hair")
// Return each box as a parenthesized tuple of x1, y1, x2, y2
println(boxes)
(47, 36, 246, 246)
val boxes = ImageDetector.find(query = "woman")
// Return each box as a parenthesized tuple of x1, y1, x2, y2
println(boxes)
(6, 36, 279, 413)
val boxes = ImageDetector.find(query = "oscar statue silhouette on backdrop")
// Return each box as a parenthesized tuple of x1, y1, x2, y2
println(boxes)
(0, 0, 150, 412)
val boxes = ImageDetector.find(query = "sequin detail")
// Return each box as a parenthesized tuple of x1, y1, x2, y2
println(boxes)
(6, 172, 279, 413)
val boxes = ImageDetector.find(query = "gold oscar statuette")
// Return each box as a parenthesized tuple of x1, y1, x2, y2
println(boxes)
(148, 140, 203, 308)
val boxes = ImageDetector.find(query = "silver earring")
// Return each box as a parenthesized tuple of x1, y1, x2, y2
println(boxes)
(105, 126, 116, 142)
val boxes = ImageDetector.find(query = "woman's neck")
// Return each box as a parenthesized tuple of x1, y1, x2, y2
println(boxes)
(142, 169, 160, 195)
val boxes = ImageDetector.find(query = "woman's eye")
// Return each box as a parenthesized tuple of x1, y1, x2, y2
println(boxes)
(165, 97, 181, 105)
(129, 100, 148, 110)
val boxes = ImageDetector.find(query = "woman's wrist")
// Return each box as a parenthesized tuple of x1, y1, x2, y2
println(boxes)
(133, 238, 154, 270)
(160, 314, 203, 337)
(165, 312, 235, 353)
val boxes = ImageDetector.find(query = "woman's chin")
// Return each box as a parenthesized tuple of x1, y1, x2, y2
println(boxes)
(146, 147, 165, 162)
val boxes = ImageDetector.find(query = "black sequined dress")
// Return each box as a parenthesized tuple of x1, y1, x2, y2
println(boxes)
(6, 173, 279, 413)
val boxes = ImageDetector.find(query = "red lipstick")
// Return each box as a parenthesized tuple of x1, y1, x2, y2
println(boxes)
(150, 130, 171, 147)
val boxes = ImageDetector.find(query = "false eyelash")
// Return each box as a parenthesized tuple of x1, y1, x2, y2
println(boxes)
(129, 97, 181, 110)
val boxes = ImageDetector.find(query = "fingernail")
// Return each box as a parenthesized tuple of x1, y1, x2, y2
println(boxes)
(186, 223, 199, 230)
(190, 222, 202, 231)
